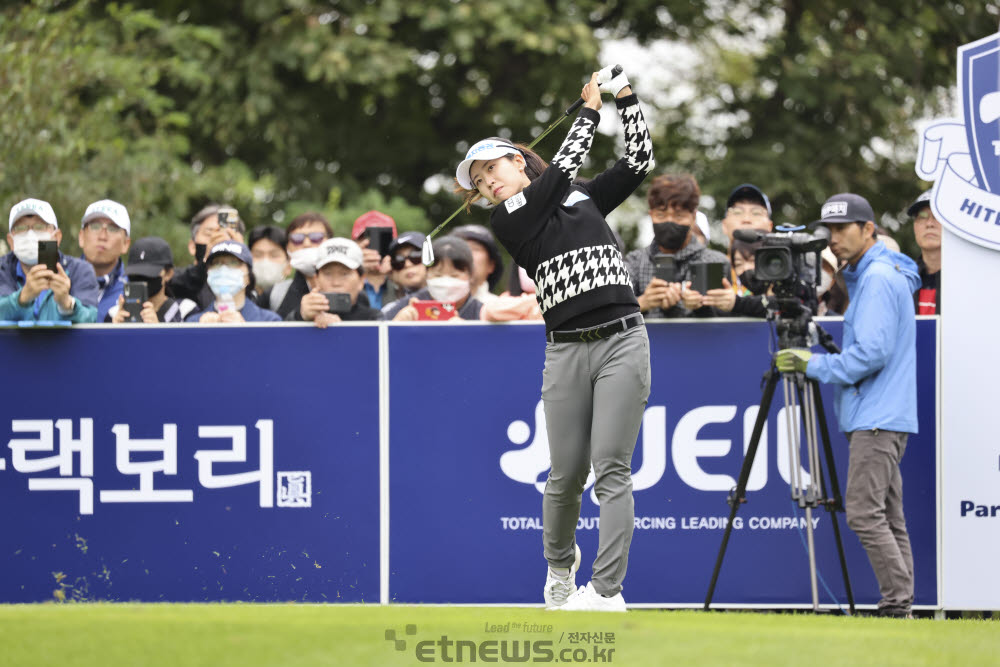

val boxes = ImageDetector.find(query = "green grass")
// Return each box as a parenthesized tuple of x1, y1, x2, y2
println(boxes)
(0, 604, 995, 666)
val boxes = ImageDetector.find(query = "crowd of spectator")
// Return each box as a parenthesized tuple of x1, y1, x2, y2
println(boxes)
(0, 180, 942, 326)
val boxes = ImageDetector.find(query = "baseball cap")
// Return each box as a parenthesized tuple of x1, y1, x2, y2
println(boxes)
(206, 240, 253, 267)
(456, 139, 523, 190)
(351, 210, 398, 240)
(726, 184, 772, 217)
(315, 237, 364, 271)
(907, 190, 932, 217)
(453, 223, 505, 290)
(388, 230, 427, 255)
(125, 237, 173, 279)
(695, 211, 710, 241)
(9, 198, 58, 230)
(814, 193, 875, 226)
(81, 199, 131, 236)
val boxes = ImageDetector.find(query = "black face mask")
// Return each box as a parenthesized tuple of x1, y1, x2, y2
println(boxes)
(738, 269, 768, 295)
(653, 221, 690, 251)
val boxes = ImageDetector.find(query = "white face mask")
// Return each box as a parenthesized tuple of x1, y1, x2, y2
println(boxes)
(12, 230, 54, 266)
(206, 265, 246, 299)
(252, 259, 287, 290)
(289, 247, 319, 276)
(817, 270, 834, 296)
(427, 275, 470, 303)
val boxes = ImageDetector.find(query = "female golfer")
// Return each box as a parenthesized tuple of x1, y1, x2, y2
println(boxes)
(455, 66, 654, 611)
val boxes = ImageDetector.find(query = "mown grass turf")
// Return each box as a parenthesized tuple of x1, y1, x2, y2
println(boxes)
(0, 604, 995, 666)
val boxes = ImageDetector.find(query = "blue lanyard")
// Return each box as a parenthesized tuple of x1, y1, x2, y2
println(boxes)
(32, 290, 50, 318)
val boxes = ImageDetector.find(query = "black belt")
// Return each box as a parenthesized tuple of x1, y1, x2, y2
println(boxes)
(547, 313, 644, 343)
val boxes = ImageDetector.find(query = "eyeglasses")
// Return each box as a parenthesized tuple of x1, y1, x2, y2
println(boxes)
(727, 206, 768, 219)
(83, 220, 124, 234)
(10, 221, 54, 235)
(288, 231, 327, 245)
(391, 249, 422, 270)
(650, 208, 695, 224)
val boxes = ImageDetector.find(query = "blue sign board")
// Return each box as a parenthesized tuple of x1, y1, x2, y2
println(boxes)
(0, 327, 381, 603)
(1, 320, 937, 606)
(389, 320, 938, 606)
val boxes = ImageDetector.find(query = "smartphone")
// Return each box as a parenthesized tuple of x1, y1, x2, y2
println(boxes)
(689, 262, 725, 294)
(412, 300, 457, 321)
(364, 226, 394, 257)
(323, 292, 353, 315)
(216, 207, 239, 230)
(37, 240, 59, 272)
(653, 254, 676, 283)
(122, 282, 148, 322)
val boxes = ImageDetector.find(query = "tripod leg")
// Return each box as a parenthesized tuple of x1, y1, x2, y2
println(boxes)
(810, 378, 856, 614)
(704, 368, 780, 610)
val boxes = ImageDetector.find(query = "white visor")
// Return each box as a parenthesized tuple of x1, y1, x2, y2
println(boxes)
(455, 139, 521, 190)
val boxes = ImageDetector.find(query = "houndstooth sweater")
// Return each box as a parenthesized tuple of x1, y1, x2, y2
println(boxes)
(488, 95, 655, 332)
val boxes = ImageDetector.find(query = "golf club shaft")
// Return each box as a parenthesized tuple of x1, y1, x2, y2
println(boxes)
(426, 97, 586, 242)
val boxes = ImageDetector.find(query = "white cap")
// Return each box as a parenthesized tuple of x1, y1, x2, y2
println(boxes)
(9, 198, 58, 230)
(695, 211, 710, 242)
(455, 139, 522, 190)
(315, 238, 364, 271)
(81, 199, 131, 236)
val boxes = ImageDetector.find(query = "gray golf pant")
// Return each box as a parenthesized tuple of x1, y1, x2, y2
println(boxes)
(541, 325, 651, 597)
(845, 429, 914, 612)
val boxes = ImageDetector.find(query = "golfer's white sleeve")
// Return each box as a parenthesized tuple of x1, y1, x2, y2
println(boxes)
(549, 109, 599, 182)
(617, 96, 655, 175)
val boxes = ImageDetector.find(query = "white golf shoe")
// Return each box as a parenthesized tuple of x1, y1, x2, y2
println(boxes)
(556, 582, 627, 612)
(543, 544, 582, 609)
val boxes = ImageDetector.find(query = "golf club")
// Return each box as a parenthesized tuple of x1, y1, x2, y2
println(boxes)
(421, 66, 622, 266)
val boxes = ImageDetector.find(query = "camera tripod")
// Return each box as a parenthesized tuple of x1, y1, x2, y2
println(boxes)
(703, 307, 855, 614)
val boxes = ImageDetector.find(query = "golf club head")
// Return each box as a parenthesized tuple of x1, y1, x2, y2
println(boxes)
(421, 236, 435, 266)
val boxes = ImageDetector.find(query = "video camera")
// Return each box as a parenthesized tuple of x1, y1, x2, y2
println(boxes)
(733, 225, 829, 298)
(734, 225, 833, 349)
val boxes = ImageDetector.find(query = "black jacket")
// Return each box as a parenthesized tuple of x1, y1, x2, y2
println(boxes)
(487, 96, 654, 332)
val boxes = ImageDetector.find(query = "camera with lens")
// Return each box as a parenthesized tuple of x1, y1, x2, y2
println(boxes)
(733, 225, 828, 299)
(734, 225, 830, 349)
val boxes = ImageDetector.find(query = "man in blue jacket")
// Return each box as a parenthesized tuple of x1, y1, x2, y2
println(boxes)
(78, 198, 131, 321)
(776, 193, 920, 619)
(0, 198, 98, 323)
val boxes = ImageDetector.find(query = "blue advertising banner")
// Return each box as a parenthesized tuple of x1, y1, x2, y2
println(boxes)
(389, 319, 938, 607)
(0, 326, 381, 603)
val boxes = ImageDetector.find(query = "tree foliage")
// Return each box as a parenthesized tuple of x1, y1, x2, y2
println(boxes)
(656, 1, 1000, 255)
(1, 0, 998, 263)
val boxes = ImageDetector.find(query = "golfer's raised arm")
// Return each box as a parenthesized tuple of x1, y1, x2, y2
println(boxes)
(586, 66, 656, 217)
(547, 74, 602, 184)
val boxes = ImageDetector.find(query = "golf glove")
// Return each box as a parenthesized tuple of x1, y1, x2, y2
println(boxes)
(598, 65, 630, 97)
(775, 348, 812, 374)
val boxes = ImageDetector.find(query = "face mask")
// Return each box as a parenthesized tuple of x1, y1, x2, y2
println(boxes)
(652, 221, 690, 251)
(207, 265, 246, 298)
(253, 259, 287, 289)
(817, 270, 834, 296)
(426, 276, 470, 303)
(289, 247, 319, 277)
(12, 230, 53, 266)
